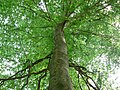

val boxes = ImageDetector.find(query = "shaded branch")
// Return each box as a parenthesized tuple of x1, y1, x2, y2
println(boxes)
(78, 74, 83, 90)
(86, 78, 97, 90)
(0, 53, 52, 86)
(69, 62, 100, 90)
(37, 72, 47, 90)
(69, 62, 93, 74)
(21, 75, 29, 90)
(12, 53, 51, 78)
(87, 76, 100, 90)
(21, 67, 31, 90)
(0, 69, 47, 81)
(0, 69, 47, 87)
(81, 74, 91, 90)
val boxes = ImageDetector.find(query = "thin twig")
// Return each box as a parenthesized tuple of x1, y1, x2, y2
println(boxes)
(78, 74, 83, 90)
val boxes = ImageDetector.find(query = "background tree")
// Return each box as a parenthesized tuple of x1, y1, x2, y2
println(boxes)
(0, 0, 120, 90)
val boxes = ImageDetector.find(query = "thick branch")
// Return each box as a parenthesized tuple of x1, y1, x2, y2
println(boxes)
(11, 53, 51, 78)
(0, 53, 51, 86)
(0, 69, 47, 81)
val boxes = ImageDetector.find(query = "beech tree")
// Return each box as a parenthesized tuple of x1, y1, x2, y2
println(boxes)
(0, 0, 120, 90)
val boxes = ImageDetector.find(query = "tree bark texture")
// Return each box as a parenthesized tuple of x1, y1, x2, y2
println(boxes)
(49, 21, 73, 90)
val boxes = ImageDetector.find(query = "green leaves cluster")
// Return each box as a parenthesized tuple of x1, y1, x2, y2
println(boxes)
(0, 0, 120, 89)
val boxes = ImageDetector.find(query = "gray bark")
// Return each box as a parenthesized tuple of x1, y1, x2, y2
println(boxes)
(49, 21, 73, 90)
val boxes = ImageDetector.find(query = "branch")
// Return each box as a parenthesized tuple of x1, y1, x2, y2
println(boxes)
(21, 67, 31, 90)
(14, 53, 51, 78)
(20, 4, 51, 22)
(0, 53, 52, 86)
(86, 79, 97, 90)
(87, 17, 119, 31)
(37, 72, 47, 90)
(37, 1, 56, 23)
(68, 0, 99, 17)
(69, 62, 93, 74)
(70, 0, 101, 20)
(69, 0, 112, 25)
(21, 76, 29, 90)
(78, 74, 83, 90)
(72, 30, 117, 40)
(1, 23, 53, 29)
(87, 76, 100, 90)
(81, 74, 91, 90)
(69, 62, 100, 90)
(0, 69, 47, 86)
(1, 24, 54, 34)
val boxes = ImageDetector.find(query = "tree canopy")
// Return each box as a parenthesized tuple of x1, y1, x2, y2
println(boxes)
(0, 0, 120, 90)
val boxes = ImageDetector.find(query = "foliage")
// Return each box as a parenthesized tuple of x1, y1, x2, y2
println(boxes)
(0, 0, 120, 90)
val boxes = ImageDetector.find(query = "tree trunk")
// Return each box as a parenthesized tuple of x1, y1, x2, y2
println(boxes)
(49, 21, 73, 90)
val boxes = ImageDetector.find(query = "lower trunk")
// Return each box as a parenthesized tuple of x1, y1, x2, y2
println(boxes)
(49, 22, 73, 90)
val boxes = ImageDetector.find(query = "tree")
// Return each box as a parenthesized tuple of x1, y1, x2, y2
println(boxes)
(0, 0, 120, 90)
